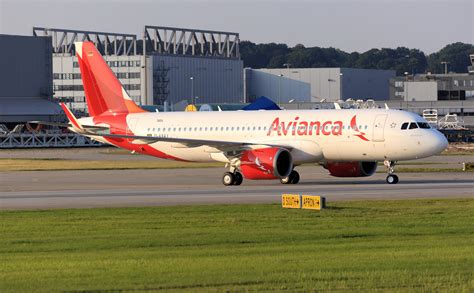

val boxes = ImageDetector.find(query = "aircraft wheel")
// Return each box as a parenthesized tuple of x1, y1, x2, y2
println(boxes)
(234, 172, 243, 185)
(280, 170, 300, 184)
(290, 171, 300, 184)
(280, 175, 291, 184)
(386, 174, 399, 184)
(222, 172, 235, 186)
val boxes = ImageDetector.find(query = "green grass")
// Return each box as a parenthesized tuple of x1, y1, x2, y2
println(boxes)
(377, 167, 473, 173)
(0, 158, 222, 171)
(1, 199, 473, 292)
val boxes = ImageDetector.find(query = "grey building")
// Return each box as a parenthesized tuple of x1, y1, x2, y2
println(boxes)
(33, 26, 243, 114)
(245, 67, 395, 103)
(390, 54, 474, 102)
(0, 34, 61, 124)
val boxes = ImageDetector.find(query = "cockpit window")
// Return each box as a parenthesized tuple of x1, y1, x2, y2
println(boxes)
(409, 123, 418, 129)
(417, 122, 431, 129)
(401, 122, 409, 130)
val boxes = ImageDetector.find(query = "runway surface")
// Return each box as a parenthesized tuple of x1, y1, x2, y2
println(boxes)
(1, 166, 473, 210)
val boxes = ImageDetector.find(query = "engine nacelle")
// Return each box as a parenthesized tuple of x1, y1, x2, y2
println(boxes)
(324, 161, 377, 177)
(240, 148, 293, 180)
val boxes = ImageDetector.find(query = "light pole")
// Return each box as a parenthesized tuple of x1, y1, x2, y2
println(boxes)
(404, 71, 409, 108)
(339, 72, 344, 100)
(190, 76, 194, 104)
(278, 74, 283, 105)
(283, 64, 291, 102)
(441, 61, 449, 75)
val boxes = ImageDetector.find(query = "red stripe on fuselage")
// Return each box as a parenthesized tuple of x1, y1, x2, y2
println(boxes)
(92, 113, 187, 161)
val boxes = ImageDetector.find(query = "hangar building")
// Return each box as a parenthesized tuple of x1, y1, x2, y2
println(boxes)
(0, 34, 61, 126)
(244, 67, 395, 103)
(33, 26, 243, 115)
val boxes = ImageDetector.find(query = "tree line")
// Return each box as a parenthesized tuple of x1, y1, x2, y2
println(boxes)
(240, 41, 474, 75)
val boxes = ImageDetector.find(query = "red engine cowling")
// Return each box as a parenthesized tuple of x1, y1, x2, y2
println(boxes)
(240, 148, 293, 180)
(324, 161, 377, 177)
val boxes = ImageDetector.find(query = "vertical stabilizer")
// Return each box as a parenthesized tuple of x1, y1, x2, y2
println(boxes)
(75, 41, 145, 116)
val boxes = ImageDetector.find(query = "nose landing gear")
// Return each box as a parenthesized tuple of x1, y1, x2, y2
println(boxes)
(384, 160, 399, 184)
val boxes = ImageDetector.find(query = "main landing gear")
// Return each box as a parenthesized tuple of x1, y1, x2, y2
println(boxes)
(384, 160, 399, 184)
(222, 171, 243, 186)
(280, 170, 300, 184)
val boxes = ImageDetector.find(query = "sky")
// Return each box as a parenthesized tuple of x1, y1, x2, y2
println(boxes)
(0, 0, 472, 54)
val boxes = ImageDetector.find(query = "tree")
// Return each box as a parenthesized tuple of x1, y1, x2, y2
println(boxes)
(239, 40, 472, 75)
(427, 42, 474, 74)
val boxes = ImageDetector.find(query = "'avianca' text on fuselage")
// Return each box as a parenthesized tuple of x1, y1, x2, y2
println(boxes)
(267, 116, 344, 137)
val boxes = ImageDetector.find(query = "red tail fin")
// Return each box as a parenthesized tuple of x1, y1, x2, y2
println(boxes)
(75, 42, 144, 116)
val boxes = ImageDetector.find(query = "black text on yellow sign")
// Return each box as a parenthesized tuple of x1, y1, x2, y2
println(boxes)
(281, 194, 301, 209)
(302, 195, 325, 210)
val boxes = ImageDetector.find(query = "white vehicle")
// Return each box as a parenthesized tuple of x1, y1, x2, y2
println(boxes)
(56, 42, 448, 186)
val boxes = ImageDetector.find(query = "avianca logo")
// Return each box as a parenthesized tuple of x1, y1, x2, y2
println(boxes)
(267, 115, 369, 141)
(255, 157, 271, 174)
(350, 115, 369, 141)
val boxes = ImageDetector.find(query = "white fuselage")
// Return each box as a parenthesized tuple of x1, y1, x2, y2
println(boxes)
(82, 108, 448, 164)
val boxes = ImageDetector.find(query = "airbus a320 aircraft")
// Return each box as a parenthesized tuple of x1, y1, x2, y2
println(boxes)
(51, 42, 449, 186)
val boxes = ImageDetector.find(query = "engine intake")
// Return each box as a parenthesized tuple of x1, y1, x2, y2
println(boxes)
(324, 161, 377, 177)
(240, 148, 293, 180)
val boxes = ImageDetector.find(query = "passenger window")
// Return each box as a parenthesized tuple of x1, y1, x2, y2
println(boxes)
(401, 122, 408, 130)
(417, 122, 431, 129)
(409, 123, 418, 129)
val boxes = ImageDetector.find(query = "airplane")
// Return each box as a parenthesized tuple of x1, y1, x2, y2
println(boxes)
(46, 41, 449, 186)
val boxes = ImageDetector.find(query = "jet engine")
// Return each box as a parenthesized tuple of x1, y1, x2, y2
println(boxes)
(324, 161, 377, 177)
(240, 148, 293, 179)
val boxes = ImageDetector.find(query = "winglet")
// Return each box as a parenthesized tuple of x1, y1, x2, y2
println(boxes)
(334, 102, 341, 110)
(60, 103, 83, 131)
(384, 103, 389, 110)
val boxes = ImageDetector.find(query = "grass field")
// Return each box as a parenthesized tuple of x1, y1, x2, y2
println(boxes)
(1, 199, 473, 292)
(0, 158, 222, 171)
(2, 158, 473, 172)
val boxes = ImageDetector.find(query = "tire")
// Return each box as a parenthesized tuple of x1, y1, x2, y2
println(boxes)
(222, 172, 235, 186)
(280, 175, 291, 184)
(280, 170, 299, 184)
(290, 171, 300, 184)
(234, 172, 243, 185)
(386, 174, 399, 184)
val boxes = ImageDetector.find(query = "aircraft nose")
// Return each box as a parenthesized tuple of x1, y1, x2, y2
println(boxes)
(431, 131, 448, 154)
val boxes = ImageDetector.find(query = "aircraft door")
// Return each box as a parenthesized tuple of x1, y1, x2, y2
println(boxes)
(372, 114, 387, 142)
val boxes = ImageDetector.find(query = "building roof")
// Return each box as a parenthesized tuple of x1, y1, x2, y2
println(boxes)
(0, 98, 62, 122)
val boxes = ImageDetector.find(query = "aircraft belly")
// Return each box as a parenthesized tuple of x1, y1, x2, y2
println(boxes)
(150, 142, 214, 162)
